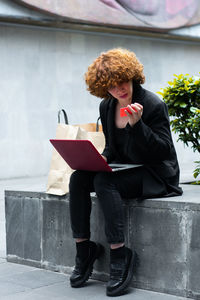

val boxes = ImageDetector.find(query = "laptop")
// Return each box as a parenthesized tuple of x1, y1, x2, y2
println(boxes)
(50, 139, 142, 172)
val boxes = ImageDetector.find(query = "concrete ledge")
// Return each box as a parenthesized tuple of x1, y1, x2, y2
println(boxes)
(5, 185, 200, 299)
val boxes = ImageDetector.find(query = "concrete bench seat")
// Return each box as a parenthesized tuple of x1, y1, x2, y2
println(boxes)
(5, 185, 200, 299)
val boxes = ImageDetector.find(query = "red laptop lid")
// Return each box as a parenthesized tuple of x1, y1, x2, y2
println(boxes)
(50, 139, 112, 172)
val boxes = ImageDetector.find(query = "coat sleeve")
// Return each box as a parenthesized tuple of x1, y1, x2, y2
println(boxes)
(126, 101, 173, 162)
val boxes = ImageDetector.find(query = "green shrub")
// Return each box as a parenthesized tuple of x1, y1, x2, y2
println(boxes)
(158, 73, 200, 182)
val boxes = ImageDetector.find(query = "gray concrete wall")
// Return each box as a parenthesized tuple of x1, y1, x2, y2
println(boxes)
(0, 23, 199, 181)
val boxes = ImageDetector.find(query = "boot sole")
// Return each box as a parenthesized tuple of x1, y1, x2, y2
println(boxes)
(70, 243, 104, 288)
(106, 251, 138, 297)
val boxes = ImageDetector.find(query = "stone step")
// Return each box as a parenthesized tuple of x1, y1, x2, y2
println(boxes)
(4, 184, 200, 299)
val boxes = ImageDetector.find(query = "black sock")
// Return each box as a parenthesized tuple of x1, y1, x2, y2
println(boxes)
(76, 240, 96, 261)
(110, 245, 125, 262)
(76, 240, 90, 261)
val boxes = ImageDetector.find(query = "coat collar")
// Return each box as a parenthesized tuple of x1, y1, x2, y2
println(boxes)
(132, 82, 145, 105)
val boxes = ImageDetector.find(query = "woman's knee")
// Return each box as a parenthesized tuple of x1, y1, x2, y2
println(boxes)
(93, 172, 114, 194)
(69, 170, 94, 191)
(69, 170, 88, 190)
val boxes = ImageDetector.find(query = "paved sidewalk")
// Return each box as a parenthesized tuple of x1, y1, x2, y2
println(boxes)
(0, 177, 195, 300)
(0, 257, 193, 300)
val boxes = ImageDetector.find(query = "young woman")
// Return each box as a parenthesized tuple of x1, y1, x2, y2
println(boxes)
(69, 48, 182, 297)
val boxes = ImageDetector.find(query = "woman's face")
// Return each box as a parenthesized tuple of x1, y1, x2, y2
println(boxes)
(108, 80, 133, 103)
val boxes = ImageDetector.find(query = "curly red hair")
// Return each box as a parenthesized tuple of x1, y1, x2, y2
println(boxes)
(85, 48, 145, 98)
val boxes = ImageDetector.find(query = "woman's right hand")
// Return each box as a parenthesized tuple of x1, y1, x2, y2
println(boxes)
(126, 103, 143, 127)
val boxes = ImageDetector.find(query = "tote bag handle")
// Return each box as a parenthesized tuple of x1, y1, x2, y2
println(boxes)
(58, 109, 69, 124)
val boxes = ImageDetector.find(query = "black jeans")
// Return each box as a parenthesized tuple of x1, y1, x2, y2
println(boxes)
(69, 167, 147, 244)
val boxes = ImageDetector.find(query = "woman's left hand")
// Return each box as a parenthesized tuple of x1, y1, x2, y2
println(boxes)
(125, 103, 143, 127)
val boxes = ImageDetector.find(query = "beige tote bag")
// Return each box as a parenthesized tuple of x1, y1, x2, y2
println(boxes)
(46, 109, 105, 196)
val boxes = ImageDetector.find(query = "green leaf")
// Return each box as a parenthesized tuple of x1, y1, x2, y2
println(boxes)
(180, 103, 187, 108)
(190, 107, 197, 113)
(194, 172, 199, 179)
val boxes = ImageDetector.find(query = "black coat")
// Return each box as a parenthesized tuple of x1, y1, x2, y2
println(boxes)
(99, 84, 183, 198)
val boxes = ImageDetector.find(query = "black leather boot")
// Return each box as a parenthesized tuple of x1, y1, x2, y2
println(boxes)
(70, 241, 103, 288)
(107, 247, 136, 296)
